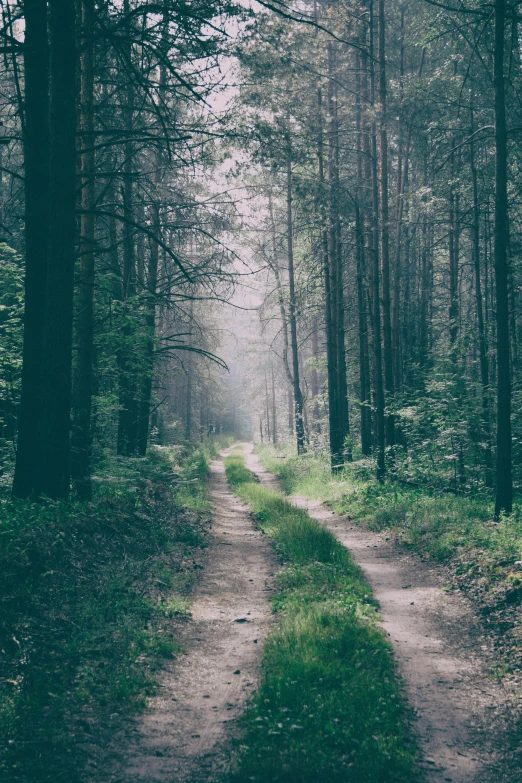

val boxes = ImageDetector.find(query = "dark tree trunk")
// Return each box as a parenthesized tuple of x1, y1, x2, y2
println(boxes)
(317, 84, 339, 468)
(39, 0, 77, 498)
(378, 0, 394, 449)
(355, 45, 372, 457)
(494, 0, 512, 516)
(117, 0, 139, 456)
(185, 299, 194, 441)
(72, 0, 96, 498)
(368, 2, 386, 479)
(13, 0, 50, 498)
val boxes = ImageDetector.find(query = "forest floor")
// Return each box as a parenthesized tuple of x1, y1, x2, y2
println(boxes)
(40, 442, 521, 783)
(249, 444, 522, 783)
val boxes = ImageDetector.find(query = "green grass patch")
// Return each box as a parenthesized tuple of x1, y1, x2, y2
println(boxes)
(255, 443, 513, 563)
(223, 452, 419, 783)
(0, 442, 215, 782)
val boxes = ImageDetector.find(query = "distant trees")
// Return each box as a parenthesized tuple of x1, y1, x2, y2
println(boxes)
(237, 0, 522, 512)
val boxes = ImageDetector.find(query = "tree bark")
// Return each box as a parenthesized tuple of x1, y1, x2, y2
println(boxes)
(13, 0, 50, 498)
(72, 0, 96, 498)
(368, 2, 386, 479)
(286, 155, 305, 454)
(317, 84, 339, 467)
(494, 0, 512, 516)
(117, 0, 139, 456)
(378, 0, 394, 449)
(355, 45, 372, 456)
(470, 100, 493, 487)
(39, 0, 77, 498)
(271, 361, 277, 444)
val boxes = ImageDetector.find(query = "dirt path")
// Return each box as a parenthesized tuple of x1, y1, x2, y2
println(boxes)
(100, 448, 275, 783)
(245, 444, 510, 783)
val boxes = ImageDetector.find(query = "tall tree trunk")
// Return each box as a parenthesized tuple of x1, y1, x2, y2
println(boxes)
(13, 0, 50, 498)
(470, 102, 493, 487)
(317, 84, 339, 467)
(494, 0, 512, 516)
(328, 46, 350, 462)
(393, 7, 407, 392)
(72, 0, 96, 498)
(39, 0, 77, 498)
(355, 45, 372, 456)
(378, 0, 394, 448)
(136, 212, 159, 456)
(286, 156, 305, 454)
(311, 319, 321, 431)
(448, 144, 460, 351)
(117, 0, 138, 456)
(185, 299, 194, 440)
(368, 2, 386, 479)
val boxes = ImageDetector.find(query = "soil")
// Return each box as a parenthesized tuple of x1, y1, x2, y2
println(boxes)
(245, 444, 521, 783)
(95, 448, 276, 783)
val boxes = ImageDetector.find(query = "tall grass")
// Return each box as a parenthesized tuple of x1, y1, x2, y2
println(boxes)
(224, 452, 419, 783)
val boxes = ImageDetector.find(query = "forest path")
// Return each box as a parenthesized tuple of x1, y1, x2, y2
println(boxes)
(245, 444, 509, 783)
(100, 447, 275, 783)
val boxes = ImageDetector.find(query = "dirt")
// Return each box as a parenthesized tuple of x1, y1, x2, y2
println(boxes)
(96, 447, 276, 783)
(244, 444, 520, 783)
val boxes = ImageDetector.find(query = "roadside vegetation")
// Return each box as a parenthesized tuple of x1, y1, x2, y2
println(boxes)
(224, 451, 420, 783)
(0, 436, 230, 783)
(256, 444, 522, 673)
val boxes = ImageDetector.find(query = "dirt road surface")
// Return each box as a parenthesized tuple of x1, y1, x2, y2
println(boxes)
(100, 448, 275, 783)
(245, 444, 512, 783)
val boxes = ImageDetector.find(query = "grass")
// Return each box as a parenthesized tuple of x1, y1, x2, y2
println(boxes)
(0, 437, 230, 783)
(255, 443, 522, 670)
(223, 451, 420, 783)
(255, 442, 522, 564)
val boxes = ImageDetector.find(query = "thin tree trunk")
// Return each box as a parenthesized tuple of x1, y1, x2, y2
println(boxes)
(39, 0, 77, 498)
(117, 0, 138, 456)
(72, 0, 96, 498)
(311, 319, 321, 431)
(369, 2, 386, 479)
(470, 101, 493, 487)
(13, 0, 50, 498)
(317, 84, 339, 467)
(378, 0, 394, 448)
(271, 361, 277, 444)
(286, 155, 305, 454)
(494, 0, 512, 515)
(185, 299, 194, 440)
(355, 44, 372, 456)
(265, 370, 271, 441)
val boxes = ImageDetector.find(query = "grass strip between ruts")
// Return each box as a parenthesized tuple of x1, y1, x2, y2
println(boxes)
(223, 451, 420, 783)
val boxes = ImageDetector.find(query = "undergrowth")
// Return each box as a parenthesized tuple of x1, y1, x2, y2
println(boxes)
(223, 451, 419, 783)
(0, 435, 231, 782)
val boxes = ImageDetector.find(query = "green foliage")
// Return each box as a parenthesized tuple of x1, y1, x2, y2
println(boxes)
(0, 244, 24, 474)
(0, 445, 212, 782)
(224, 453, 419, 783)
